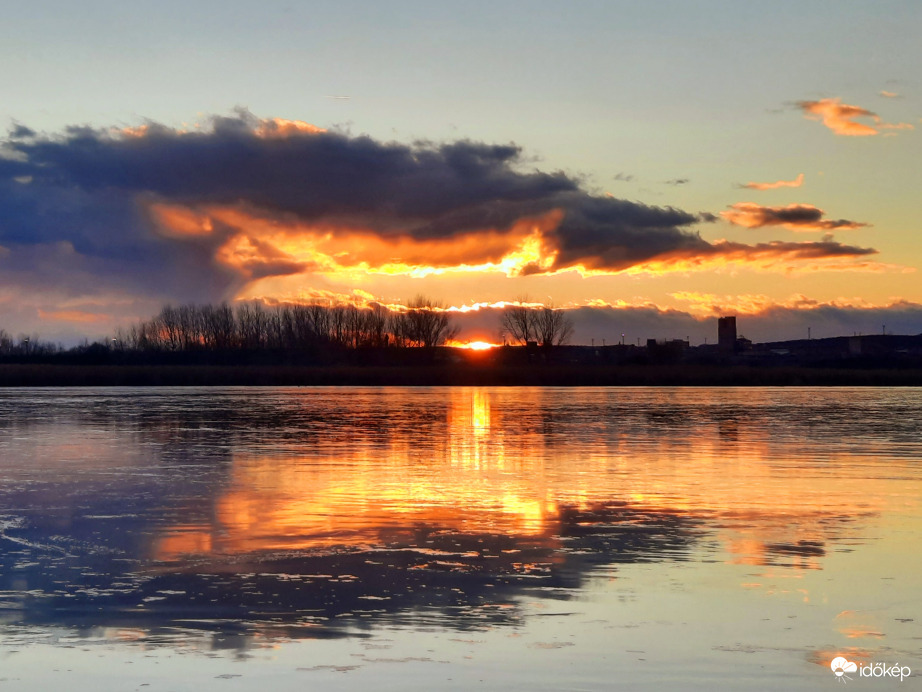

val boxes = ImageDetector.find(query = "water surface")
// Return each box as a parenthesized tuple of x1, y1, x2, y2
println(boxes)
(1, 387, 920, 689)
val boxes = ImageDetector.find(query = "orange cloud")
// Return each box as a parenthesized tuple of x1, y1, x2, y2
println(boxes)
(37, 309, 109, 323)
(798, 97, 915, 137)
(798, 98, 879, 136)
(245, 286, 389, 308)
(149, 202, 563, 281)
(119, 124, 152, 138)
(741, 173, 804, 191)
(214, 232, 311, 279)
(147, 199, 890, 294)
(879, 90, 899, 98)
(721, 202, 868, 232)
(117, 116, 325, 142)
(253, 118, 326, 138)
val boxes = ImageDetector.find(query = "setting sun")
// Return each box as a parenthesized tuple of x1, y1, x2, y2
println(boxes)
(448, 340, 502, 350)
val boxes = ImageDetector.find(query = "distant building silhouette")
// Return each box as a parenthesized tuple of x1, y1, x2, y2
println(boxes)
(718, 316, 737, 353)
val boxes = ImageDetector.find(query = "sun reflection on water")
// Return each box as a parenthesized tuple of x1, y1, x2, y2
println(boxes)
(145, 388, 922, 574)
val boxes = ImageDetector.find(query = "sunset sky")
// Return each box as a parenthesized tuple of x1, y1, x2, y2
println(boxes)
(2, 0, 921, 345)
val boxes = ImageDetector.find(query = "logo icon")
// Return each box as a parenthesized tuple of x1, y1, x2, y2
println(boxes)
(831, 657, 858, 683)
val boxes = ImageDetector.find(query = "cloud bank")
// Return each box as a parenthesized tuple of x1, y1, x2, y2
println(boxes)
(448, 299, 922, 345)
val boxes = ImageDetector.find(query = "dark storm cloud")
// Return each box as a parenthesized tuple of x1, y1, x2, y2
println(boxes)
(543, 194, 704, 272)
(0, 111, 883, 306)
(6, 119, 577, 230)
(1, 112, 710, 282)
(0, 156, 30, 178)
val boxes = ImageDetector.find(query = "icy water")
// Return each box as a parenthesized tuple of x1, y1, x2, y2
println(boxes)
(0, 386, 920, 690)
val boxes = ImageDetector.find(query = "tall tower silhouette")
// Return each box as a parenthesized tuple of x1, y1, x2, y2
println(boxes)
(718, 316, 737, 353)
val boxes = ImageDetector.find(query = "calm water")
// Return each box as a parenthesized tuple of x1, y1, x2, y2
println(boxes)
(0, 386, 920, 690)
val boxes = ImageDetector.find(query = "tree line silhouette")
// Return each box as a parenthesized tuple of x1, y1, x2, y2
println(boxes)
(0, 295, 576, 367)
(113, 296, 460, 353)
(0, 329, 58, 357)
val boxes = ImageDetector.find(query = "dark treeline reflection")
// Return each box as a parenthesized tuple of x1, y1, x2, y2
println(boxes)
(2, 387, 920, 650)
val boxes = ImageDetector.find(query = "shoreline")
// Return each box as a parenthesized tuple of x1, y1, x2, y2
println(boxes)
(2, 363, 922, 387)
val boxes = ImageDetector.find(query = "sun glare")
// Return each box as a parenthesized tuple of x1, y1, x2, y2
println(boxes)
(448, 340, 501, 350)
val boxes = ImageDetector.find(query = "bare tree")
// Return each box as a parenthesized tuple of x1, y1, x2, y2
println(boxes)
(328, 305, 350, 347)
(237, 302, 269, 350)
(534, 304, 574, 348)
(133, 319, 161, 351)
(265, 305, 285, 349)
(500, 296, 535, 345)
(343, 305, 365, 349)
(392, 295, 459, 348)
(157, 305, 182, 351)
(365, 303, 390, 348)
(306, 304, 332, 343)
(285, 303, 324, 349)
(201, 303, 236, 350)
(177, 304, 202, 350)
